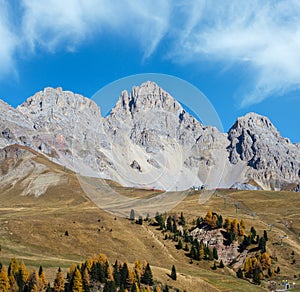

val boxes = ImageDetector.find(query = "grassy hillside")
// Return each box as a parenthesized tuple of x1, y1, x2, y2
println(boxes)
(0, 151, 299, 291)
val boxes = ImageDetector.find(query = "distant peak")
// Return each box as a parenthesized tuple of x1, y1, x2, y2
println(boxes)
(111, 81, 183, 117)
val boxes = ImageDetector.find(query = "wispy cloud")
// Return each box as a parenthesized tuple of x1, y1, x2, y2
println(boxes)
(0, 0, 300, 106)
(0, 0, 18, 78)
(20, 0, 171, 56)
(172, 1, 300, 107)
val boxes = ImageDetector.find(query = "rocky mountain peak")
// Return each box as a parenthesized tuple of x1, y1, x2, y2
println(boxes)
(230, 112, 281, 139)
(18, 87, 101, 117)
(111, 81, 183, 118)
(227, 112, 299, 189)
(0, 83, 299, 192)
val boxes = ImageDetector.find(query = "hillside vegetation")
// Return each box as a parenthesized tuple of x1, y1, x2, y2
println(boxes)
(0, 153, 299, 291)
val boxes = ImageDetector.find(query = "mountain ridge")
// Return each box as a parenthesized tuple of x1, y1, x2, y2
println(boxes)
(1, 81, 299, 192)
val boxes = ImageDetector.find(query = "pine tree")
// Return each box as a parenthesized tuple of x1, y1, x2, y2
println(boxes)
(212, 262, 217, 270)
(177, 239, 183, 250)
(219, 260, 225, 268)
(250, 226, 257, 243)
(180, 212, 186, 226)
(120, 262, 134, 289)
(231, 219, 239, 236)
(38, 266, 47, 289)
(130, 209, 135, 220)
(17, 260, 29, 292)
(131, 282, 140, 292)
(167, 216, 172, 231)
(72, 268, 83, 292)
(253, 267, 261, 285)
(141, 263, 153, 286)
(212, 247, 218, 260)
(170, 265, 176, 281)
(223, 218, 231, 231)
(263, 230, 268, 241)
(172, 220, 177, 233)
(258, 237, 266, 253)
(199, 242, 205, 260)
(113, 260, 121, 287)
(82, 267, 90, 292)
(236, 268, 243, 279)
(103, 280, 117, 292)
(240, 219, 246, 230)
(53, 267, 65, 292)
(27, 270, 43, 292)
(0, 266, 10, 292)
(155, 213, 165, 229)
(204, 211, 213, 225)
(217, 215, 223, 228)
(8, 257, 19, 291)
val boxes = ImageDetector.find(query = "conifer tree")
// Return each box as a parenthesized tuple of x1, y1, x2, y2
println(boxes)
(155, 213, 164, 229)
(113, 260, 121, 287)
(53, 267, 65, 292)
(72, 268, 83, 292)
(240, 219, 246, 230)
(0, 266, 10, 292)
(236, 268, 243, 279)
(172, 220, 177, 233)
(180, 212, 186, 226)
(259, 237, 267, 253)
(17, 260, 29, 292)
(217, 215, 223, 228)
(219, 260, 225, 268)
(120, 262, 134, 289)
(170, 265, 176, 281)
(130, 209, 135, 220)
(141, 263, 153, 286)
(38, 266, 47, 289)
(103, 280, 117, 292)
(263, 230, 268, 241)
(82, 267, 90, 292)
(199, 242, 205, 260)
(253, 267, 261, 285)
(177, 239, 183, 250)
(27, 270, 43, 292)
(167, 216, 172, 231)
(131, 282, 140, 292)
(250, 226, 257, 243)
(213, 247, 218, 260)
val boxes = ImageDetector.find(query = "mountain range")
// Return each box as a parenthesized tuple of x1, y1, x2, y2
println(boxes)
(1, 81, 299, 192)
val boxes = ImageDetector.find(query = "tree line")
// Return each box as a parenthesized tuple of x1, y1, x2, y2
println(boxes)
(0, 254, 178, 292)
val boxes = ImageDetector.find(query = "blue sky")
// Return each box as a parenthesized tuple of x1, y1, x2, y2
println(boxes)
(1, 1, 300, 142)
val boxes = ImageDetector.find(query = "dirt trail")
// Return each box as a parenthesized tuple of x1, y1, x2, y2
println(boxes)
(142, 225, 176, 261)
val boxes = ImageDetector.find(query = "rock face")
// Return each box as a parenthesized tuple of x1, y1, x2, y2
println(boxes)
(0, 82, 299, 191)
(0, 144, 67, 197)
(227, 113, 300, 189)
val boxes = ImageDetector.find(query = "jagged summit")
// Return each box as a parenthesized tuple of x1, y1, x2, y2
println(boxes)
(0, 82, 299, 191)
(229, 112, 281, 139)
(18, 87, 101, 117)
(111, 81, 183, 118)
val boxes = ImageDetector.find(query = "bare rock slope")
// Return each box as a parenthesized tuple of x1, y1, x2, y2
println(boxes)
(0, 82, 299, 191)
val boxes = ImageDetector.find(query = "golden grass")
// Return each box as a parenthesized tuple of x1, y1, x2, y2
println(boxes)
(0, 153, 299, 291)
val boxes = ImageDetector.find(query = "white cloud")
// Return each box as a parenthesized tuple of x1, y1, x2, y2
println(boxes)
(0, 0, 18, 78)
(20, 0, 171, 56)
(0, 0, 300, 107)
(172, 0, 300, 106)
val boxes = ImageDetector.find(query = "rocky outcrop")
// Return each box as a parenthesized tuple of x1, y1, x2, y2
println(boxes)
(227, 113, 300, 189)
(0, 83, 299, 191)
